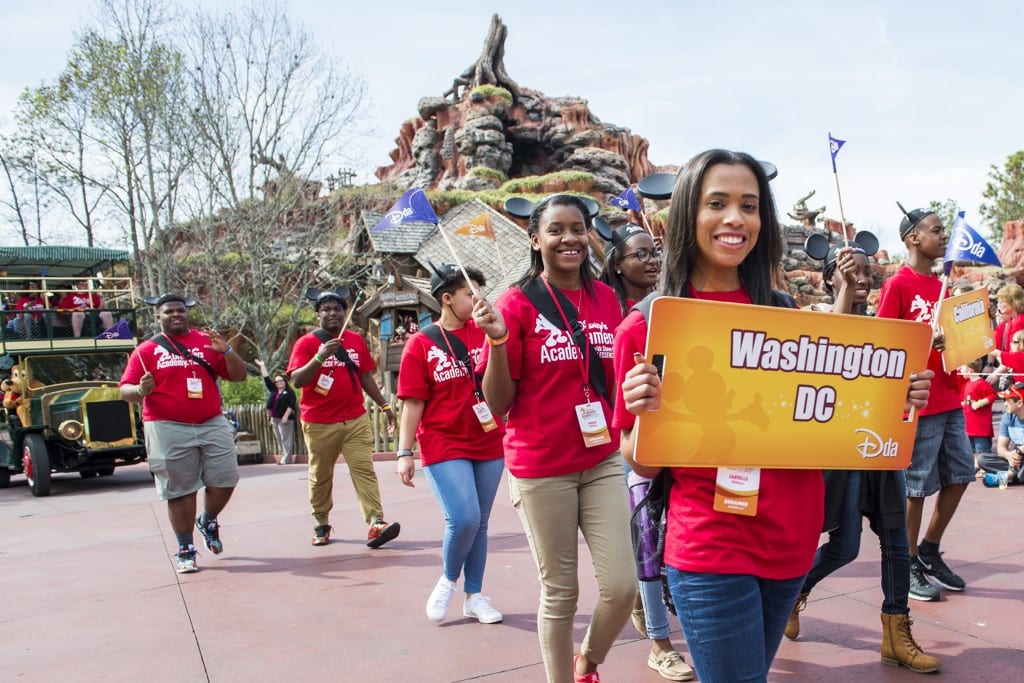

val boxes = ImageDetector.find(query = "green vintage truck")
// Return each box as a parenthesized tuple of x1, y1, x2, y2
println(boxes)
(0, 246, 146, 496)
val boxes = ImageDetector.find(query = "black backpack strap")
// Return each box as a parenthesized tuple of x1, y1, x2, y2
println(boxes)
(150, 333, 217, 380)
(520, 279, 609, 404)
(311, 328, 360, 389)
(421, 323, 483, 395)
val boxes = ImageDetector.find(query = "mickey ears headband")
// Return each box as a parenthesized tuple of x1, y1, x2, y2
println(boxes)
(304, 286, 352, 307)
(595, 220, 646, 246)
(632, 161, 779, 202)
(502, 194, 600, 220)
(143, 293, 196, 308)
(896, 201, 936, 239)
(804, 231, 879, 267)
(426, 258, 461, 296)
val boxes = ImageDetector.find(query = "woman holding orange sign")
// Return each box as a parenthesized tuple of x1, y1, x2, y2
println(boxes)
(613, 149, 935, 683)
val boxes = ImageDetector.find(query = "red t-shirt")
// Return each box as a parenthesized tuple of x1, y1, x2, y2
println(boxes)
(478, 281, 623, 478)
(287, 330, 375, 424)
(59, 291, 102, 309)
(875, 265, 961, 415)
(994, 315, 1024, 352)
(120, 329, 230, 424)
(612, 289, 824, 579)
(397, 323, 504, 466)
(998, 349, 1024, 381)
(960, 377, 997, 437)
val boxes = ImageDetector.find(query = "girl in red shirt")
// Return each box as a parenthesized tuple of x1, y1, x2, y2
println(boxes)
(615, 150, 932, 683)
(476, 194, 634, 683)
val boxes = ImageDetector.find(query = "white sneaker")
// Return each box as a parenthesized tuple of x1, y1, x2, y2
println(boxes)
(463, 593, 503, 624)
(426, 576, 457, 623)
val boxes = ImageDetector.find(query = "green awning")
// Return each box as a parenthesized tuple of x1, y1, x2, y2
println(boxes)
(0, 246, 131, 278)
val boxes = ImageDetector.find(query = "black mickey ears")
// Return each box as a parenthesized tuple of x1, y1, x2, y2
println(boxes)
(502, 194, 600, 220)
(143, 293, 196, 308)
(804, 231, 879, 266)
(634, 161, 779, 203)
(305, 286, 352, 310)
(426, 259, 461, 296)
(896, 201, 936, 239)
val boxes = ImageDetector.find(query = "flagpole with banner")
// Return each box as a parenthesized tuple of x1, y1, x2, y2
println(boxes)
(608, 186, 653, 236)
(372, 188, 480, 296)
(828, 133, 851, 247)
(937, 210, 1002, 331)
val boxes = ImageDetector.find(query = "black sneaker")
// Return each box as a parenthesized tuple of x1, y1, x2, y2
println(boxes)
(917, 550, 966, 591)
(195, 517, 223, 554)
(312, 524, 332, 546)
(909, 558, 940, 601)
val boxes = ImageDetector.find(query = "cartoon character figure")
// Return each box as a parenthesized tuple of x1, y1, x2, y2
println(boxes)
(427, 345, 453, 373)
(534, 313, 569, 347)
(2, 367, 32, 426)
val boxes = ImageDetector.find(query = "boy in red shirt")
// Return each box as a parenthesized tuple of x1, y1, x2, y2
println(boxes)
(876, 205, 974, 600)
(960, 359, 998, 473)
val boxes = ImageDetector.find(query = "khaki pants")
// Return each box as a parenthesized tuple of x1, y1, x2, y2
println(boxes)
(302, 415, 382, 526)
(509, 453, 636, 683)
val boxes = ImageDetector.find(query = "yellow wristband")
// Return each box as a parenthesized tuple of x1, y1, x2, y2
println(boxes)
(488, 330, 510, 347)
(380, 404, 392, 412)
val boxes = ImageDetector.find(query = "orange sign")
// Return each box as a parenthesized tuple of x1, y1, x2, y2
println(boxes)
(935, 287, 994, 371)
(634, 297, 933, 470)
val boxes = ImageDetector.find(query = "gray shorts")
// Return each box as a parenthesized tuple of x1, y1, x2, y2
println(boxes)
(905, 409, 975, 497)
(145, 416, 239, 500)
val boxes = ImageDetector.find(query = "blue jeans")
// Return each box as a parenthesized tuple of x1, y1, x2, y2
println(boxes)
(802, 471, 911, 614)
(666, 567, 806, 683)
(424, 457, 504, 594)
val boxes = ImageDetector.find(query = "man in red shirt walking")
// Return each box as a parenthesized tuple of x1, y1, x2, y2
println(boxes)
(120, 293, 248, 573)
(287, 290, 399, 548)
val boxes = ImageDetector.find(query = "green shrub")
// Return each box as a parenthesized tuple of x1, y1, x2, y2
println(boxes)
(499, 170, 595, 193)
(220, 375, 266, 406)
(470, 85, 513, 103)
(469, 167, 508, 182)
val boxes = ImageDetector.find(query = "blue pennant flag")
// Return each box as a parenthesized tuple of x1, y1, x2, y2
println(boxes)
(608, 186, 641, 212)
(96, 319, 133, 340)
(944, 211, 1001, 275)
(828, 133, 845, 172)
(371, 188, 439, 232)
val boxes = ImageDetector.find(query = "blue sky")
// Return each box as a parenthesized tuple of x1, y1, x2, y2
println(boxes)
(2, 0, 1021, 254)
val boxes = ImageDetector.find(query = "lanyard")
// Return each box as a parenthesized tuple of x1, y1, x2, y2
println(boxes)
(437, 325, 483, 399)
(541, 275, 594, 403)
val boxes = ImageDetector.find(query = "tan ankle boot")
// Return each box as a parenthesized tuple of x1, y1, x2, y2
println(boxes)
(880, 612, 941, 673)
(784, 591, 809, 640)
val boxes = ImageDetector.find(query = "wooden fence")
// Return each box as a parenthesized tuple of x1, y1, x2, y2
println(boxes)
(225, 401, 397, 458)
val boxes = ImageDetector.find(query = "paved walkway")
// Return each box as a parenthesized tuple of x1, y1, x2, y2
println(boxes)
(2, 459, 1022, 682)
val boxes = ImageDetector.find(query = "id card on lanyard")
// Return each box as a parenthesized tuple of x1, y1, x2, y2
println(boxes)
(713, 467, 761, 516)
(542, 276, 611, 448)
(436, 326, 498, 433)
(186, 373, 204, 399)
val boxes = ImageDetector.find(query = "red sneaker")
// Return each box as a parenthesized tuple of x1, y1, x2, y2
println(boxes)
(573, 654, 600, 683)
(366, 519, 400, 548)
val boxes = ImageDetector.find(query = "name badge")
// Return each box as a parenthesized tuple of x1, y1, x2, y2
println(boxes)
(472, 401, 498, 433)
(575, 402, 611, 448)
(713, 467, 761, 516)
(186, 376, 203, 400)
(314, 373, 334, 396)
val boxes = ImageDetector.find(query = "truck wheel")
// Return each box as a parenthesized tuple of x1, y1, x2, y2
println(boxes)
(22, 434, 51, 497)
(79, 469, 98, 479)
(98, 464, 115, 476)
(0, 467, 10, 488)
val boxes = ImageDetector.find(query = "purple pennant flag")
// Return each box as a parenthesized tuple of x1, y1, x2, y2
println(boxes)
(944, 211, 1001, 275)
(608, 186, 642, 212)
(95, 319, 133, 340)
(371, 188, 439, 231)
(828, 133, 845, 172)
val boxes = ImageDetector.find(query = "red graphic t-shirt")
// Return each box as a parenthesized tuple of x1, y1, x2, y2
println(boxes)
(59, 291, 102, 309)
(397, 322, 504, 466)
(612, 289, 824, 580)
(876, 265, 961, 415)
(120, 328, 230, 424)
(478, 282, 623, 478)
(287, 329, 374, 424)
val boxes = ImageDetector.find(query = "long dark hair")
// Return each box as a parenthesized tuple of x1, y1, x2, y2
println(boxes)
(515, 194, 595, 294)
(660, 149, 782, 306)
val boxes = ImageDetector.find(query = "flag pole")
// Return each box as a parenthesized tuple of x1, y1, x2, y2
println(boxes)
(337, 290, 364, 340)
(437, 222, 481, 297)
(828, 133, 850, 248)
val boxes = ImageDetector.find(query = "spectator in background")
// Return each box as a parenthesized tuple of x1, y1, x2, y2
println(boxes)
(255, 358, 297, 465)
(60, 278, 114, 337)
(960, 358, 998, 475)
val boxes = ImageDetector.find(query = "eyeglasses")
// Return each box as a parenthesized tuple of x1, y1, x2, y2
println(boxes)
(274, 378, 286, 383)
(622, 248, 663, 263)
(1013, 339, 1024, 345)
